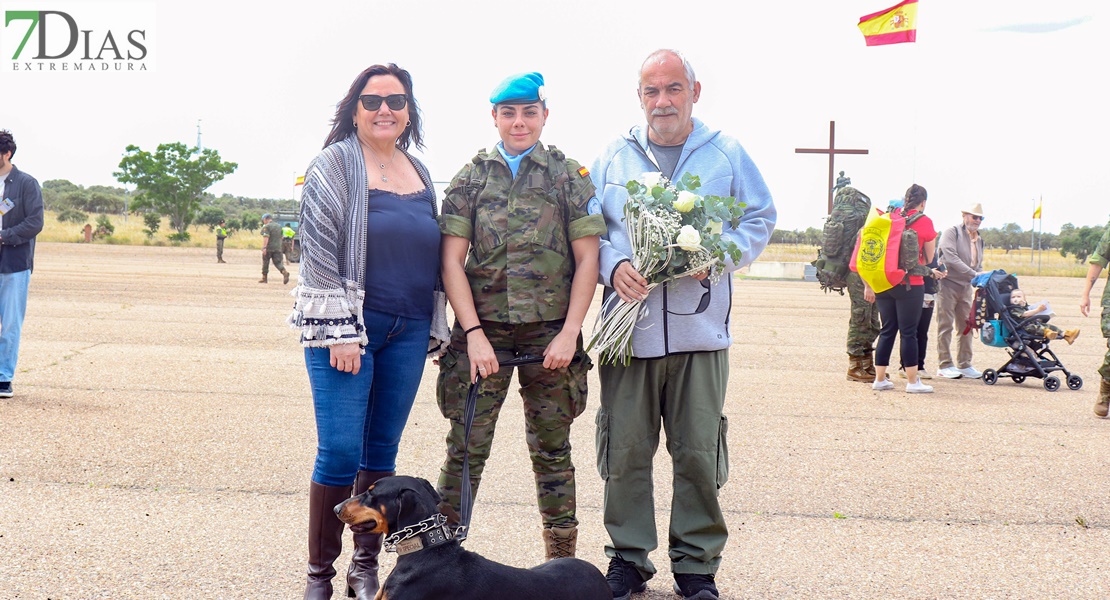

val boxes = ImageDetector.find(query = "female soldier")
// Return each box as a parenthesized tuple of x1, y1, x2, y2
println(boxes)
(436, 72, 604, 560)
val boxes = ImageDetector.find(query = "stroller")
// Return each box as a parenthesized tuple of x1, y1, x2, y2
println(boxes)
(972, 269, 1083, 391)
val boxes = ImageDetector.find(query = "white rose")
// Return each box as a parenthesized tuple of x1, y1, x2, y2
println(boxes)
(673, 190, 698, 213)
(675, 225, 702, 251)
(640, 172, 663, 188)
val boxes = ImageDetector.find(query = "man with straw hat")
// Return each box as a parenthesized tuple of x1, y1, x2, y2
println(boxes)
(936, 202, 985, 380)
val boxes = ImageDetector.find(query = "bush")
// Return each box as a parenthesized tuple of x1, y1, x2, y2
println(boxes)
(142, 213, 161, 239)
(57, 208, 88, 224)
(95, 215, 115, 238)
(168, 231, 191, 243)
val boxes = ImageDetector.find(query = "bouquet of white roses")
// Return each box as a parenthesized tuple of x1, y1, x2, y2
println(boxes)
(587, 172, 747, 366)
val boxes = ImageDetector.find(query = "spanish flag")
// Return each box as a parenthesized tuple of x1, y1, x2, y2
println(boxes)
(1032, 201, 1042, 220)
(295, 175, 305, 186)
(858, 0, 918, 46)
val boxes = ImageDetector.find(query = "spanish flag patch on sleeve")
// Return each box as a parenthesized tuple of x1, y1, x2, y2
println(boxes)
(577, 166, 590, 178)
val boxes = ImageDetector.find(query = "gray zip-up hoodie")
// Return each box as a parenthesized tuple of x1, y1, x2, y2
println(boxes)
(591, 118, 776, 358)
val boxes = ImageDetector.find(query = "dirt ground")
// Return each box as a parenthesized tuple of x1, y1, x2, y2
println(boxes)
(0, 242, 1107, 599)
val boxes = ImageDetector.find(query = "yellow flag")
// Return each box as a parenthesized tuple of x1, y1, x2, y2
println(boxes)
(1032, 201, 1042, 220)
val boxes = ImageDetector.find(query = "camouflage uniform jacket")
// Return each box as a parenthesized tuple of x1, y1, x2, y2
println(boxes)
(1090, 220, 1110, 331)
(440, 143, 606, 324)
(261, 221, 283, 252)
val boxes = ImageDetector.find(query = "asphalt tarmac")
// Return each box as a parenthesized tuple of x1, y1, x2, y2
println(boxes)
(1, 242, 1107, 599)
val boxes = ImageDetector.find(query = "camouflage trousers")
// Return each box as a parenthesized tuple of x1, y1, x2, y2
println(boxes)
(436, 319, 593, 527)
(1100, 306, 1110, 381)
(216, 238, 225, 261)
(262, 250, 285, 275)
(846, 271, 880, 357)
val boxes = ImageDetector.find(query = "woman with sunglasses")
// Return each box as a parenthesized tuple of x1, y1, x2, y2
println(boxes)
(435, 72, 605, 561)
(289, 63, 448, 600)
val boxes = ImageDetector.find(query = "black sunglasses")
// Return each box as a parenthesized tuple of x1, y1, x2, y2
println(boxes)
(969, 215, 984, 222)
(358, 94, 407, 111)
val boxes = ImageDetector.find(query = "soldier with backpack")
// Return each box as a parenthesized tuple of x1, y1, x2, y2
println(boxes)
(436, 71, 605, 561)
(812, 174, 880, 382)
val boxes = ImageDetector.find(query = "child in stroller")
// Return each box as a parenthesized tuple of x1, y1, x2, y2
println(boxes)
(1006, 288, 1080, 344)
(973, 269, 1083, 391)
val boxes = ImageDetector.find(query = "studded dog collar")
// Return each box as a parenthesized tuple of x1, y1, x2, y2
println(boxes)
(383, 513, 457, 556)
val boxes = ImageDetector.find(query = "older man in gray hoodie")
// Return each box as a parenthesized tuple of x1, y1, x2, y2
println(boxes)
(590, 49, 776, 600)
(936, 203, 986, 379)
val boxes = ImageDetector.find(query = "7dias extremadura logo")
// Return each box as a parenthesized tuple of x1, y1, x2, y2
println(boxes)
(2, 2, 155, 72)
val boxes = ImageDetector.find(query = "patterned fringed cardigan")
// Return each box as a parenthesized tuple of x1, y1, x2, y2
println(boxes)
(288, 133, 449, 355)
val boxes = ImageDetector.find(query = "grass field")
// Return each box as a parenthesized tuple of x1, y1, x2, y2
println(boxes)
(39, 210, 266, 249)
(37, 212, 1089, 277)
(757, 244, 1090, 277)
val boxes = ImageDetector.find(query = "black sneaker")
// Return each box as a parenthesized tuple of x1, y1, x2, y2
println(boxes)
(0, 381, 11, 398)
(605, 554, 647, 600)
(673, 573, 719, 600)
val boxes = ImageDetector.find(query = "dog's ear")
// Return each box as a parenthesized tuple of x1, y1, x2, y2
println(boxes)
(395, 486, 436, 527)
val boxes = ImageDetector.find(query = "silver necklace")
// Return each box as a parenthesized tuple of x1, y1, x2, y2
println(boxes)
(366, 145, 398, 183)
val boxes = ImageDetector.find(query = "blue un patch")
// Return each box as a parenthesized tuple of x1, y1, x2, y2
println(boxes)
(587, 197, 602, 215)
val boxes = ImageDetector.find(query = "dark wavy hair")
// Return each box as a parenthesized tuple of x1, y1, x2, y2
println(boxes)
(323, 64, 424, 151)
(0, 130, 15, 158)
(903, 183, 927, 210)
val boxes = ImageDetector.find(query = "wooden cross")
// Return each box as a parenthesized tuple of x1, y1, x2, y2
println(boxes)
(795, 121, 869, 214)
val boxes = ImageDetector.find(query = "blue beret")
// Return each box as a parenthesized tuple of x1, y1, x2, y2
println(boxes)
(490, 72, 546, 105)
(262, 213, 272, 219)
(886, 199, 904, 209)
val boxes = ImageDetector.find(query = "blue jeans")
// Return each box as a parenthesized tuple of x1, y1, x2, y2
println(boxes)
(305, 308, 430, 486)
(0, 269, 31, 382)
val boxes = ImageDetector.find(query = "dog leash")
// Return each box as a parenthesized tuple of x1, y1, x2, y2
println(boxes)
(457, 352, 583, 542)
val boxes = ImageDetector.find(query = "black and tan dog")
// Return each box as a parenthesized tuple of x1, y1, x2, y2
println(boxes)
(335, 475, 611, 600)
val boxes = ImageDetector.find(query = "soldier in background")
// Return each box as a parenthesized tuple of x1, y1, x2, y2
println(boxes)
(1080, 218, 1110, 417)
(812, 173, 877, 382)
(259, 213, 289, 284)
(435, 71, 604, 561)
(215, 219, 228, 263)
(282, 222, 296, 262)
(834, 176, 881, 383)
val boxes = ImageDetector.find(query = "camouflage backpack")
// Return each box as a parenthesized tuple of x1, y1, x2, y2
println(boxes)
(894, 209, 931, 285)
(813, 186, 872, 294)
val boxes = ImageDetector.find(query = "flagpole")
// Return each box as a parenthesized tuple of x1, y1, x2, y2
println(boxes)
(1030, 195, 1038, 272)
(1030, 198, 1035, 265)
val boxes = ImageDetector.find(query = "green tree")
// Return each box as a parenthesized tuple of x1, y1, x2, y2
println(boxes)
(114, 142, 238, 235)
(1059, 224, 1107, 263)
(239, 211, 261, 233)
(196, 206, 227, 230)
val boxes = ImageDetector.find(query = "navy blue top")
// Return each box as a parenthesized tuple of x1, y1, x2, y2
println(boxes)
(364, 187, 441, 319)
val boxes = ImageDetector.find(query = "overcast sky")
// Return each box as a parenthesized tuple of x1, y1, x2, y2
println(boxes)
(2, 0, 1107, 235)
